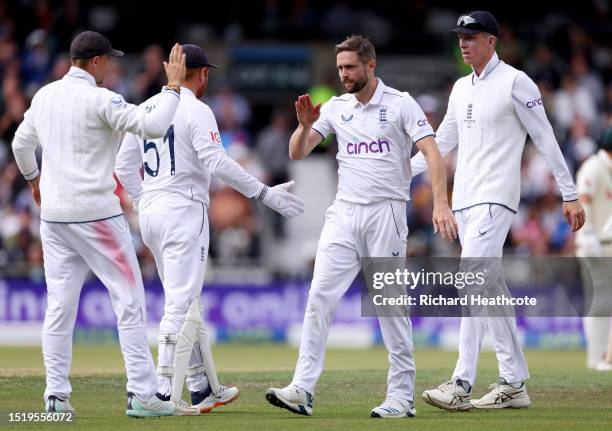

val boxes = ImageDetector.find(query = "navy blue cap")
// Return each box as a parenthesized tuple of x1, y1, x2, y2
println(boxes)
(70, 31, 124, 59)
(182, 44, 218, 69)
(452, 11, 499, 36)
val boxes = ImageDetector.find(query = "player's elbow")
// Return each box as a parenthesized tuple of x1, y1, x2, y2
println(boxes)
(11, 137, 22, 155)
(114, 169, 126, 185)
(11, 136, 31, 157)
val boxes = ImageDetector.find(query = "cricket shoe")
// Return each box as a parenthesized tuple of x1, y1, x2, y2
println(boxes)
(154, 393, 200, 416)
(422, 379, 472, 411)
(191, 385, 240, 413)
(125, 392, 175, 418)
(471, 379, 531, 409)
(45, 395, 75, 414)
(265, 384, 314, 416)
(174, 399, 200, 416)
(595, 361, 612, 371)
(371, 398, 416, 418)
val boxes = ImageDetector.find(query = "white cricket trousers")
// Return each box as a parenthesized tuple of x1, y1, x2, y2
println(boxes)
(40, 216, 158, 401)
(291, 199, 415, 402)
(452, 203, 529, 385)
(577, 245, 612, 368)
(139, 195, 209, 395)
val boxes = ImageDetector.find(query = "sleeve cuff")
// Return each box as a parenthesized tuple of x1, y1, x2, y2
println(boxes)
(413, 133, 436, 144)
(161, 87, 181, 99)
(23, 167, 39, 181)
(256, 184, 269, 201)
(312, 126, 326, 140)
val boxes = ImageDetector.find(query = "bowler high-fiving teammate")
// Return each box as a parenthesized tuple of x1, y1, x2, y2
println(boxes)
(266, 35, 457, 419)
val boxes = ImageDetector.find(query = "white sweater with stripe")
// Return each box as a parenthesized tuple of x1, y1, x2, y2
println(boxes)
(12, 67, 180, 222)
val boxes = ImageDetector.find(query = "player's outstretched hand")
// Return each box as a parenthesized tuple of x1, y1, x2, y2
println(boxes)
(563, 200, 586, 232)
(259, 181, 305, 217)
(163, 43, 186, 87)
(295, 94, 321, 127)
(432, 203, 458, 241)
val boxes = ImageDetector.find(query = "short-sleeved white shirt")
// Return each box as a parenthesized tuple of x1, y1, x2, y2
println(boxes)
(312, 78, 434, 204)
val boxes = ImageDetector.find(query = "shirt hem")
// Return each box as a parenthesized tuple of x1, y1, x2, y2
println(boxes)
(41, 213, 124, 224)
(336, 196, 410, 206)
(452, 201, 517, 214)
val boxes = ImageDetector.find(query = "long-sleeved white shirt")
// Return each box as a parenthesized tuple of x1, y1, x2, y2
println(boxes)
(576, 150, 612, 241)
(12, 66, 180, 222)
(115, 87, 263, 210)
(412, 52, 578, 211)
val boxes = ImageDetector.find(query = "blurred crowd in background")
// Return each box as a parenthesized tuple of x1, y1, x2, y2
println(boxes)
(0, 1, 610, 279)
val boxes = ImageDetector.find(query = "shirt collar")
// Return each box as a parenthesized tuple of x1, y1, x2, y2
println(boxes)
(181, 86, 196, 99)
(351, 78, 385, 107)
(64, 66, 97, 87)
(472, 52, 501, 84)
(598, 149, 612, 171)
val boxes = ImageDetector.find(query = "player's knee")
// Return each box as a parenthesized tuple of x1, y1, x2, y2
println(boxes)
(163, 303, 190, 323)
(306, 290, 336, 319)
(114, 304, 147, 328)
(44, 301, 78, 325)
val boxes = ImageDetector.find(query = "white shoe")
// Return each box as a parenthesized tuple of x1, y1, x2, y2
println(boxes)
(595, 361, 612, 371)
(422, 380, 472, 411)
(125, 393, 175, 418)
(174, 399, 200, 416)
(191, 386, 240, 413)
(265, 384, 314, 416)
(471, 381, 531, 409)
(371, 398, 416, 418)
(45, 395, 75, 414)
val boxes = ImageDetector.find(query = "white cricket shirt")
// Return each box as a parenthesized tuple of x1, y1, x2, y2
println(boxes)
(115, 87, 263, 209)
(12, 66, 180, 222)
(576, 150, 612, 241)
(312, 78, 434, 204)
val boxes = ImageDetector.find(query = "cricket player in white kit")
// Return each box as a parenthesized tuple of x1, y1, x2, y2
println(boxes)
(115, 44, 304, 414)
(413, 12, 586, 410)
(11, 31, 187, 417)
(576, 127, 612, 371)
(266, 35, 458, 419)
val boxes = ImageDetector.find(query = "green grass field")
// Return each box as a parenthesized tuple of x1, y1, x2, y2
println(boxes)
(1, 345, 610, 430)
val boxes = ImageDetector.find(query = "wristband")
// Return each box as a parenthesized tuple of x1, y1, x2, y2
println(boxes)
(165, 84, 181, 94)
(257, 185, 269, 201)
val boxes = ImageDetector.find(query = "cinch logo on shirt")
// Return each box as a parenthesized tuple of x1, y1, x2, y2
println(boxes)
(526, 98, 543, 109)
(347, 139, 391, 155)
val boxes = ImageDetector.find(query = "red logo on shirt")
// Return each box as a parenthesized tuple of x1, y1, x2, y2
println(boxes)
(210, 132, 221, 145)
